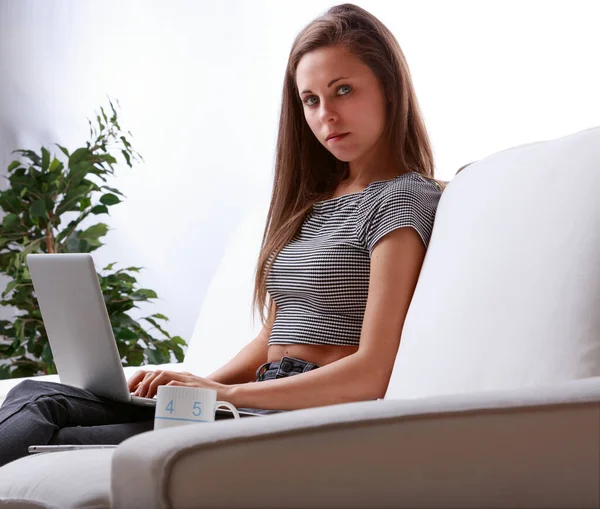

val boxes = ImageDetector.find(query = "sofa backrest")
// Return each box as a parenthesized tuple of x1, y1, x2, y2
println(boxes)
(184, 201, 269, 377)
(386, 126, 600, 399)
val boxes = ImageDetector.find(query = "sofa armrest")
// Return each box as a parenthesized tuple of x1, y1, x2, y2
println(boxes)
(111, 377, 600, 509)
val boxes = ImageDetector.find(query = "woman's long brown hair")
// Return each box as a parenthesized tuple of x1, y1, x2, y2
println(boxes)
(252, 3, 447, 326)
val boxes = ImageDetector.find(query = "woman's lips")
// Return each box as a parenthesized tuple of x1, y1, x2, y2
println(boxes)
(327, 133, 349, 143)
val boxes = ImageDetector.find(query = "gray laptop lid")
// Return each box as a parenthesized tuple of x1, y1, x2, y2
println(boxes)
(26, 253, 133, 403)
(26, 253, 267, 417)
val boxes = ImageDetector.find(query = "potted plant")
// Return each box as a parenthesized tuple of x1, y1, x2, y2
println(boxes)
(0, 97, 186, 378)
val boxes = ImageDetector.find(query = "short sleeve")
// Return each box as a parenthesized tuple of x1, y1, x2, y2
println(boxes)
(362, 178, 442, 255)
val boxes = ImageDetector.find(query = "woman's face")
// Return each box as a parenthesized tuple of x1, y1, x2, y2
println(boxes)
(295, 45, 388, 165)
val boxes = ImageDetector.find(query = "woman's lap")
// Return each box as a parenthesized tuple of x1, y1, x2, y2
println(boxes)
(0, 379, 155, 428)
(0, 379, 154, 467)
(0, 356, 320, 466)
(50, 419, 155, 445)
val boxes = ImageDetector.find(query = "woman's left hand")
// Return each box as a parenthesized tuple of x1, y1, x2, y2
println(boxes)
(128, 369, 228, 399)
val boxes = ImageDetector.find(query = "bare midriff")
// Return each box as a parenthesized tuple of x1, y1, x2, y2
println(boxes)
(267, 343, 359, 367)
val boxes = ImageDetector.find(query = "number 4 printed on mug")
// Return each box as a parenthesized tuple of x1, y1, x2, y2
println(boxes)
(166, 399, 175, 414)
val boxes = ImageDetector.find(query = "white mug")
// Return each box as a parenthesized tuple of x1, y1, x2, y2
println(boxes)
(154, 385, 240, 430)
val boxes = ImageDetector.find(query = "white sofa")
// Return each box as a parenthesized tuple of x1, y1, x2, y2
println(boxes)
(1, 125, 600, 508)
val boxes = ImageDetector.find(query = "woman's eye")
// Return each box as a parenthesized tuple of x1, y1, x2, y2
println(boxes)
(304, 85, 352, 106)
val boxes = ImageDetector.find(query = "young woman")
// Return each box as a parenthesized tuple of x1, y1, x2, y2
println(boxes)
(0, 2, 445, 467)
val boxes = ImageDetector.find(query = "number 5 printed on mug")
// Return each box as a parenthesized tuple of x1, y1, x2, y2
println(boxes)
(192, 401, 202, 416)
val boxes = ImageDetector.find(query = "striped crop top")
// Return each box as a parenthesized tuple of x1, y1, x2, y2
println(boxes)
(266, 171, 443, 347)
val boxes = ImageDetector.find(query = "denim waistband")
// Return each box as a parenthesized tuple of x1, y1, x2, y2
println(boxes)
(255, 356, 320, 382)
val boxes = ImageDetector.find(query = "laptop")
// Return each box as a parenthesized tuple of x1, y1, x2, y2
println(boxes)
(26, 253, 266, 417)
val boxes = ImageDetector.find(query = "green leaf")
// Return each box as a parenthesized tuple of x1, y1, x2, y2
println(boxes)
(109, 313, 137, 329)
(85, 238, 103, 248)
(55, 144, 70, 157)
(29, 335, 43, 357)
(16, 320, 25, 342)
(65, 231, 88, 253)
(0, 194, 22, 214)
(99, 193, 120, 206)
(12, 149, 41, 166)
(120, 136, 131, 149)
(22, 267, 32, 281)
(2, 213, 19, 229)
(115, 341, 128, 359)
(134, 289, 158, 299)
(0, 365, 11, 380)
(91, 205, 109, 215)
(98, 154, 118, 167)
(19, 238, 44, 258)
(11, 365, 38, 378)
(68, 161, 95, 187)
(172, 336, 187, 346)
(143, 317, 169, 337)
(56, 184, 94, 215)
(29, 199, 48, 220)
(49, 157, 63, 172)
(7, 160, 21, 172)
(151, 313, 169, 321)
(109, 98, 119, 122)
(41, 147, 50, 172)
(79, 223, 109, 241)
(145, 348, 166, 365)
(53, 210, 91, 246)
(115, 272, 136, 284)
(102, 186, 125, 197)
(111, 102, 121, 130)
(68, 148, 90, 167)
(114, 327, 138, 341)
(125, 349, 144, 365)
(80, 196, 91, 211)
(171, 344, 185, 362)
(117, 266, 142, 273)
(121, 150, 131, 167)
(41, 342, 54, 369)
(2, 280, 18, 298)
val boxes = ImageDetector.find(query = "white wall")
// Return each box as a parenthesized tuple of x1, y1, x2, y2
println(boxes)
(0, 0, 598, 362)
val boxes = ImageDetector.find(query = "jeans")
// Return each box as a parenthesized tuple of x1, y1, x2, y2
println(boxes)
(0, 356, 319, 467)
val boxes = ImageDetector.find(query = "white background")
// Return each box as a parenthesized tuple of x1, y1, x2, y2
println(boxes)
(0, 0, 598, 359)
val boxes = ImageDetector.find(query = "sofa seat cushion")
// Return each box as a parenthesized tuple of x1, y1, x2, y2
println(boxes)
(0, 448, 114, 509)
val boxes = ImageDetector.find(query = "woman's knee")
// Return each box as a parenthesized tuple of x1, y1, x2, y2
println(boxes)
(5, 379, 65, 402)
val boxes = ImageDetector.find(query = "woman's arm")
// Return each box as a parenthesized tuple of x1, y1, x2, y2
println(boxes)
(223, 226, 426, 410)
(128, 305, 276, 394)
(131, 228, 424, 403)
(204, 305, 276, 385)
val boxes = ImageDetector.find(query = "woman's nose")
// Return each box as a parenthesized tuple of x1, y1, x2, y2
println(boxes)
(318, 100, 339, 123)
